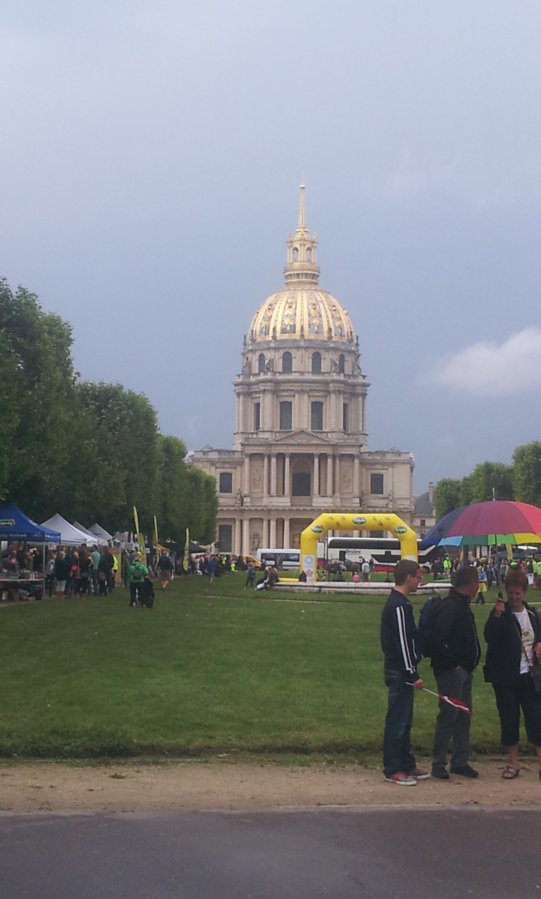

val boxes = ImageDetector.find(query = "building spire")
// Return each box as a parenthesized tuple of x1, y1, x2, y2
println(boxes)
(298, 181, 306, 229)
(284, 182, 320, 284)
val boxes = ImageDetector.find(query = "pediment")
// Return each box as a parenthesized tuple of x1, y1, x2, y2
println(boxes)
(274, 429, 331, 446)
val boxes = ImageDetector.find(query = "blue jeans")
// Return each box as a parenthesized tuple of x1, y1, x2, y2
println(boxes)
(383, 668, 416, 777)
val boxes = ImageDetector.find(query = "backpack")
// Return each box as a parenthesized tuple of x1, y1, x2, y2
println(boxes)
(417, 595, 446, 658)
(130, 561, 145, 582)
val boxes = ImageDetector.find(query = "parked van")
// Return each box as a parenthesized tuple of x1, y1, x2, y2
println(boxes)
(255, 548, 300, 570)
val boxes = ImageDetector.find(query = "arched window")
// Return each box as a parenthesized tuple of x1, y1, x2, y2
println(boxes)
(338, 354, 345, 374)
(282, 351, 292, 373)
(306, 247, 311, 261)
(293, 247, 299, 261)
(311, 352, 321, 373)
(258, 353, 266, 373)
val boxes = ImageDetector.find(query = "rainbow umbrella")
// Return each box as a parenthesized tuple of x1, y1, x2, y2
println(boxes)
(421, 500, 541, 547)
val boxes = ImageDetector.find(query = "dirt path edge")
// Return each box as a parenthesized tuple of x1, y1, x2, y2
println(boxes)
(1, 759, 541, 813)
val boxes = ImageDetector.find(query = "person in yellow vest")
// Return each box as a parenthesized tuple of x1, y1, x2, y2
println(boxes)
(110, 549, 118, 591)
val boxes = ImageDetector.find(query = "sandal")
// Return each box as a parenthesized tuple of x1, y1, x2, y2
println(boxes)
(502, 765, 520, 779)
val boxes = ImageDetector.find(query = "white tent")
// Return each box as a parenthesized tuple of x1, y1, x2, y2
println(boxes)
(88, 522, 113, 542)
(74, 521, 109, 547)
(41, 514, 98, 547)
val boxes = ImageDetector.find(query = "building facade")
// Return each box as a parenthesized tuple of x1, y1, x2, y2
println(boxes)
(413, 482, 436, 538)
(190, 187, 414, 555)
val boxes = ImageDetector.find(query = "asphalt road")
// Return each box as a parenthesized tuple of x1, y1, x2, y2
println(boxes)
(1, 807, 539, 898)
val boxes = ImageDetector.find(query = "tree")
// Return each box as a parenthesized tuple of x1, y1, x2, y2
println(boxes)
(0, 277, 216, 536)
(466, 462, 514, 504)
(76, 382, 159, 531)
(513, 442, 541, 507)
(0, 327, 19, 501)
(0, 279, 78, 517)
(183, 467, 218, 543)
(434, 479, 462, 518)
(155, 435, 188, 542)
(199, 474, 218, 544)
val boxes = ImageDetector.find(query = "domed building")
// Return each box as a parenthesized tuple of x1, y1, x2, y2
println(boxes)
(190, 187, 414, 555)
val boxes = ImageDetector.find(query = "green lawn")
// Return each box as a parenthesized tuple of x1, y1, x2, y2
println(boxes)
(0, 574, 529, 759)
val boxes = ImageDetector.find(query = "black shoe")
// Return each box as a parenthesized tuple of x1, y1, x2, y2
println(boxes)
(431, 766, 450, 780)
(450, 764, 479, 778)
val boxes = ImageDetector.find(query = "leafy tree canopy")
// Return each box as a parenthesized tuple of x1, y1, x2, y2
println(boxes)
(435, 450, 539, 518)
(0, 278, 217, 541)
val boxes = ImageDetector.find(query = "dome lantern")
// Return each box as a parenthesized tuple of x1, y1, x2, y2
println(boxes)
(284, 183, 320, 284)
(247, 185, 355, 346)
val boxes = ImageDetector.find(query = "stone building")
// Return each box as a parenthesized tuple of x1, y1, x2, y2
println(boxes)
(413, 482, 436, 538)
(190, 187, 414, 555)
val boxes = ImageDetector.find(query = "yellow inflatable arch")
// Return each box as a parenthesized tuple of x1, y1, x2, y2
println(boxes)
(300, 512, 418, 584)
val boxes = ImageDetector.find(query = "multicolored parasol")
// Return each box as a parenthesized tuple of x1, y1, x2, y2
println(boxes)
(421, 500, 541, 547)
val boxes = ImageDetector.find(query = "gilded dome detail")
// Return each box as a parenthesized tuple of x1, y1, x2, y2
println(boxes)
(248, 186, 355, 346)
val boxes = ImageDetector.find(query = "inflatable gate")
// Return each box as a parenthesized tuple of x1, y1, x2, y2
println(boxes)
(300, 513, 418, 584)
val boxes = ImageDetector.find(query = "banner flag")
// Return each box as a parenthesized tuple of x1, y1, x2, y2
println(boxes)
(133, 505, 146, 560)
(183, 528, 189, 573)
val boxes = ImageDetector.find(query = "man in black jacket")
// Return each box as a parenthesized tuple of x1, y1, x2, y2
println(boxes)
(381, 559, 427, 786)
(430, 565, 481, 779)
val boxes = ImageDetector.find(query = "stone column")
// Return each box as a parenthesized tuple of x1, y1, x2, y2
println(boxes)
(263, 454, 269, 496)
(263, 518, 269, 547)
(270, 518, 276, 546)
(283, 517, 290, 547)
(284, 454, 290, 497)
(270, 454, 277, 496)
(241, 518, 250, 556)
(243, 455, 250, 495)
(313, 454, 320, 496)
(353, 454, 360, 500)
(327, 454, 333, 496)
(234, 519, 242, 556)
(334, 455, 340, 497)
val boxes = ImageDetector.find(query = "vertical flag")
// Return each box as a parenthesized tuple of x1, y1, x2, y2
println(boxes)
(133, 505, 146, 561)
(152, 515, 159, 573)
(183, 528, 189, 573)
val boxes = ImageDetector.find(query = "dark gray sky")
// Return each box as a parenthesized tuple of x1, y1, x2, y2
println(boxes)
(2, 1, 541, 494)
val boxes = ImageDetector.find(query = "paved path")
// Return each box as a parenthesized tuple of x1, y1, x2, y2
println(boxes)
(1, 806, 539, 898)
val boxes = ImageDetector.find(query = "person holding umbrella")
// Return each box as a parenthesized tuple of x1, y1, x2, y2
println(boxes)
(484, 569, 541, 779)
(380, 559, 428, 786)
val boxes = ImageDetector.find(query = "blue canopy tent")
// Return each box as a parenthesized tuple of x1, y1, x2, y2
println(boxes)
(0, 504, 61, 544)
(0, 503, 61, 578)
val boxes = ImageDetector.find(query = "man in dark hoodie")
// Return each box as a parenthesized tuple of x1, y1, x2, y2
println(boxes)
(430, 565, 481, 780)
(381, 558, 427, 786)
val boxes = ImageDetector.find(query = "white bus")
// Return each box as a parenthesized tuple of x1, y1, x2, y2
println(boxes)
(255, 548, 300, 570)
(326, 537, 437, 572)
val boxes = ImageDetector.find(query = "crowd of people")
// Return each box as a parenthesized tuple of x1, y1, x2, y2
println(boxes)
(381, 558, 541, 786)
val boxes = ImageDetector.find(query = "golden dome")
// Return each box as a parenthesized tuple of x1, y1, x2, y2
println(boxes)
(248, 285, 355, 344)
(247, 185, 356, 345)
